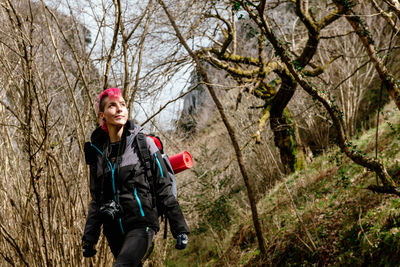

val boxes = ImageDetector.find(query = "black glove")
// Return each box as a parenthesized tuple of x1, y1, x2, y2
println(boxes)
(175, 233, 188, 250)
(82, 240, 97, 258)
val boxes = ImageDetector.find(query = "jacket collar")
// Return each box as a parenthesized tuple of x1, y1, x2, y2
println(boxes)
(90, 120, 142, 148)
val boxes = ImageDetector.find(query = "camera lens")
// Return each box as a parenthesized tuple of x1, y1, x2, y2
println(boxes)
(99, 200, 121, 221)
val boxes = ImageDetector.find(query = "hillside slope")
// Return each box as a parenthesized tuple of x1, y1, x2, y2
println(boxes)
(160, 103, 400, 266)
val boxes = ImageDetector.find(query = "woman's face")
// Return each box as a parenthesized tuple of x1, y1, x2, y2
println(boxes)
(99, 96, 128, 128)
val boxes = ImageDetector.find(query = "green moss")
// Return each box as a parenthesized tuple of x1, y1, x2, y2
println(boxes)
(282, 108, 305, 171)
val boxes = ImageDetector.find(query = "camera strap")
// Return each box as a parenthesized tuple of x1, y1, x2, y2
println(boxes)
(114, 129, 128, 205)
(115, 140, 123, 205)
(101, 133, 125, 206)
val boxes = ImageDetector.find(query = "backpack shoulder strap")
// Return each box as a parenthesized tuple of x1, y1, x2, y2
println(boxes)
(136, 133, 152, 175)
(135, 132, 156, 208)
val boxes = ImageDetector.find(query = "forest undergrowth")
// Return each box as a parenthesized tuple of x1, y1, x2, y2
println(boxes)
(155, 102, 400, 266)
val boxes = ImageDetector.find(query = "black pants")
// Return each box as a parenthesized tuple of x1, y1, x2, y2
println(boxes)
(105, 227, 155, 267)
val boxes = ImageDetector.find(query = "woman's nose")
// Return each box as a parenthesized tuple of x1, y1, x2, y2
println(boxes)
(116, 104, 123, 112)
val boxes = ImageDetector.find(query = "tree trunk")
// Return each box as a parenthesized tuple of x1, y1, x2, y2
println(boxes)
(270, 70, 304, 173)
(270, 110, 303, 173)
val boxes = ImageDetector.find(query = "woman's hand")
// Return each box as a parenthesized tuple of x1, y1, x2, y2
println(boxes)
(175, 233, 188, 250)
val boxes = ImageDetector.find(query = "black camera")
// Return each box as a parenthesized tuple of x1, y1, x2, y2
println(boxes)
(99, 200, 123, 221)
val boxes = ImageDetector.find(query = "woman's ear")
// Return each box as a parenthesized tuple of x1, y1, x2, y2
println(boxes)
(98, 112, 104, 124)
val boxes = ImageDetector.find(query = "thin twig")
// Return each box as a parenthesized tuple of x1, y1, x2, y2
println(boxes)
(141, 82, 203, 126)
(284, 181, 317, 251)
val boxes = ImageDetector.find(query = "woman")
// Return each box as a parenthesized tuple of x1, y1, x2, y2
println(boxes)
(82, 88, 189, 266)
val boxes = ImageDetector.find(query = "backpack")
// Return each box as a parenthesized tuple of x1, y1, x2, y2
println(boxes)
(135, 132, 177, 238)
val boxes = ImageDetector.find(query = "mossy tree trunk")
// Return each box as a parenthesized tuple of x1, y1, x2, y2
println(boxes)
(270, 71, 304, 173)
(270, 109, 304, 173)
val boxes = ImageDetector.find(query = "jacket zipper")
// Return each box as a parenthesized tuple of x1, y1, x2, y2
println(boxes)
(134, 188, 145, 217)
(91, 143, 125, 234)
(108, 161, 125, 234)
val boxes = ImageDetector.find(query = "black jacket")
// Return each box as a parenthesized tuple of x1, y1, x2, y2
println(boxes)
(82, 120, 189, 244)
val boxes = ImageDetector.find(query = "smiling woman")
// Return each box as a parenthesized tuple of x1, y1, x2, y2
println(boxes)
(82, 88, 189, 267)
